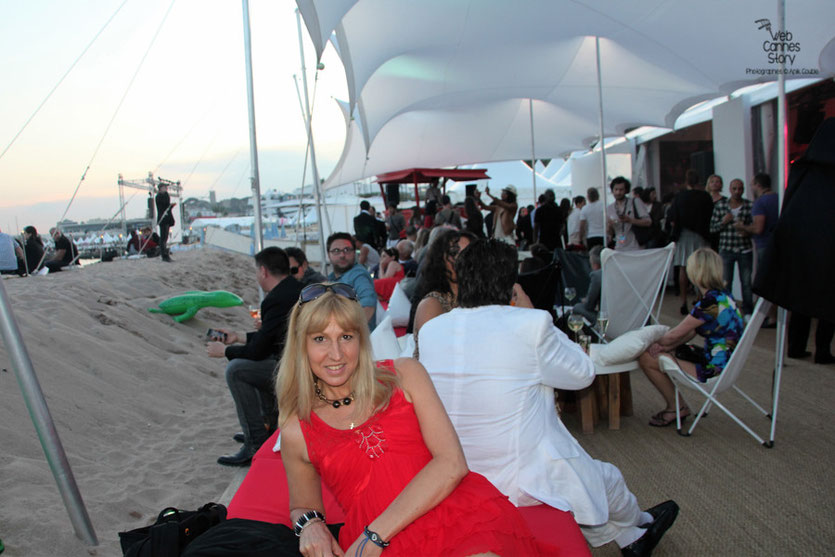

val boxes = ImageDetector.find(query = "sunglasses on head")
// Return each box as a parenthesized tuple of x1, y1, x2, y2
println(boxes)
(298, 283, 358, 305)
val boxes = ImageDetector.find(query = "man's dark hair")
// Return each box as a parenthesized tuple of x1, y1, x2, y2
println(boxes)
(610, 176, 631, 193)
(441, 194, 451, 206)
(538, 194, 546, 204)
(456, 239, 518, 308)
(255, 247, 290, 276)
(753, 172, 772, 190)
(639, 188, 653, 204)
(587, 188, 599, 202)
(573, 195, 586, 206)
(326, 232, 356, 250)
(360, 200, 370, 211)
(633, 186, 644, 197)
(685, 169, 699, 187)
(285, 246, 307, 264)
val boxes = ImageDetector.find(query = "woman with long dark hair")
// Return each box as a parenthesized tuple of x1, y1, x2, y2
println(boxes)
(407, 229, 476, 357)
(21, 226, 45, 273)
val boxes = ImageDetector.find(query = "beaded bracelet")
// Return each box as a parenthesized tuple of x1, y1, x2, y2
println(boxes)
(363, 526, 390, 548)
(294, 510, 326, 537)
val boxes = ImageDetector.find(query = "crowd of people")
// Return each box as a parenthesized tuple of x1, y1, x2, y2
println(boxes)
(0, 226, 80, 276)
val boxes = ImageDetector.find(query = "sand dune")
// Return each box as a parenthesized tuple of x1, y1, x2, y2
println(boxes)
(0, 249, 263, 556)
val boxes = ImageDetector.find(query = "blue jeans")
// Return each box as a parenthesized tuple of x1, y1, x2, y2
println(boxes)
(720, 251, 753, 315)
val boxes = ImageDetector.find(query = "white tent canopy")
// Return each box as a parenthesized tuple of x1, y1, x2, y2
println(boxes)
(297, 0, 835, 188)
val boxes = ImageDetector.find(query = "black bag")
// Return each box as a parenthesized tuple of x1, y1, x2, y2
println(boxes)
(674, 343, 708, 366)
(119, 502, 227, 557)
(631, 199, 655, 246)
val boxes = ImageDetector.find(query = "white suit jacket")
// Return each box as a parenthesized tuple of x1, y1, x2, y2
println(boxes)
(419, 305, 609, 526)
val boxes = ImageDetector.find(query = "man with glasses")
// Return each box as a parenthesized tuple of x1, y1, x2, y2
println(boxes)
(326, 232, 377, 331)
(206, 247, 302, 466)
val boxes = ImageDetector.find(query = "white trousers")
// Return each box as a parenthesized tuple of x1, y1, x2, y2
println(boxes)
(579, 459, 644, 547)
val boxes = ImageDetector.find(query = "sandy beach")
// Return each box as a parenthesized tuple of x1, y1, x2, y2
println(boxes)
(0, 249, 261, 556)
(1, 246, 833, 556)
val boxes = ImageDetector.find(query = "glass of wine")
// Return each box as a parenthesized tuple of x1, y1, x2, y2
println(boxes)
(564, 287, 577, 304)
(596, 311, 609, 338)
(567, 312, 584, 342)
(248, 305, 261, 320)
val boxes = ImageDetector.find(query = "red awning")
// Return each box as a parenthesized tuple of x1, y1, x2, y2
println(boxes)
(375, 167, 490, 184)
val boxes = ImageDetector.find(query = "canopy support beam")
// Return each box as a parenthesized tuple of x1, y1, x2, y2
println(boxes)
(595, 37, 609, 238)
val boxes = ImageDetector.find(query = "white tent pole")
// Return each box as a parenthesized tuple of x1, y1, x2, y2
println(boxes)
(296, 9, 329, 274)
(769, 0, 788, 447)
(241, 0, 265, 300)
(0, 279, 98, 545)
(528, 98, 537, 201)
(595, 36, 609, 241)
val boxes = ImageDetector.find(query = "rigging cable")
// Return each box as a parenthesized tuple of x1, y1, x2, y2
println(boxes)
(57, 0, 179, 225)
(0, 0, 131, 164)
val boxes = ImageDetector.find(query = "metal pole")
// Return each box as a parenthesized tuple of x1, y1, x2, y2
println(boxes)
(529, 98, 538, 201)
(0, 279, 98, 545)
(595, 37, 610, 242)
(296, 9, 329, 274)
(118, 175, 127, 239)
(769, 0, 788, 446)
(242, 0, 265, 297)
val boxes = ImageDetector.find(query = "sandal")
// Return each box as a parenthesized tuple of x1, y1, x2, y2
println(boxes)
(649, 408, 690, 427)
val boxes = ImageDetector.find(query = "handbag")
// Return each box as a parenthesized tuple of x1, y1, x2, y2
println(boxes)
(631, 199, 655, 246)
(119, 502, 227, 557)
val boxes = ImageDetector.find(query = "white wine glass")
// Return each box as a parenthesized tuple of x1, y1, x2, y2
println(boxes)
(567, 312, 584, 342)
(564, 287, 577, 304)
(596, 311, 609, 338)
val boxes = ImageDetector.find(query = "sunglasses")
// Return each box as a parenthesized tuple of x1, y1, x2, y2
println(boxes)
(299, 283, 358, 305)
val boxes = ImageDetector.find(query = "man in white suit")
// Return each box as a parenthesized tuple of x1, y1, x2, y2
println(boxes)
(419, 238, 678, 557)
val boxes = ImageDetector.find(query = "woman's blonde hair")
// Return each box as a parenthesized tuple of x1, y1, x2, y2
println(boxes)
(686, 248, 725, 292)
(276, 287, 397, 428)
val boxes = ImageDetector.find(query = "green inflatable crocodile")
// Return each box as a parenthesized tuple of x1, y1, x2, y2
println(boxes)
(148, 290, 244, 323)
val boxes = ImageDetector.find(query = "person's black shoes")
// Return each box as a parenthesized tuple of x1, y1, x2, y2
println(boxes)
(787, 350, 812, 359)
(622, 500, 679, 557)
(217, 447, 253, 467)
(233, 432, 245, 443)
(815, 353, 835, 364)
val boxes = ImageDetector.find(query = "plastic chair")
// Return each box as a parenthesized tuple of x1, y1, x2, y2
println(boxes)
(659, 298, 775, 447)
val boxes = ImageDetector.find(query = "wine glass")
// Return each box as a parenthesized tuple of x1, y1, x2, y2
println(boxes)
(564, 287, 577, 304)
(248, 305, 261, 320)
(596, 310, 609, 338)
(567, 312, 584, 342)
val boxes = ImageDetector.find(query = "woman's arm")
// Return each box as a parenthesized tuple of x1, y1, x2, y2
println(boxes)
(355, 358, 468, 546)
(382, 260, 403, 279)
(655, 315, 703, 352)
(282, 416, 344, 557)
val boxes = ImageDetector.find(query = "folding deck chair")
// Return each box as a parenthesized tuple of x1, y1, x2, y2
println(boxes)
(580, 243, 675, 432)
(659, 298, 775, 447)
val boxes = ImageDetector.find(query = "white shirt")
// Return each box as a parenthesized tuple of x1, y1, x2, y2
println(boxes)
(606, 198, 648, 251)
(579, 200, 605, 239)
(419, 305, 610, 525)
(567, 208, 583, 245)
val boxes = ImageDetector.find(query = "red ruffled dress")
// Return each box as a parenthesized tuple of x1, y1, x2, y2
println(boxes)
(300, 386, 542, 556)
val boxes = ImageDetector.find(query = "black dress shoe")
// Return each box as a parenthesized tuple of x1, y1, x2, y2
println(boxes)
(233, 432, 245, 443)
(217, 447, 253, 467)
(622, 500, 679, 557)
(787, 350, 812, 359)
(639, 500, 680, 527)
(814, 353, 835, 364)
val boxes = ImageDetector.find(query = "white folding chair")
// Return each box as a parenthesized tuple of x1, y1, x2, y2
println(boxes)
(580, 243, 675, 432)
(659, 299, 774, 447)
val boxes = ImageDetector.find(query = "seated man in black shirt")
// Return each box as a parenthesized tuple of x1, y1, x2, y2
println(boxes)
(206, 247, 303, 466)
(45, 228, 79, 272)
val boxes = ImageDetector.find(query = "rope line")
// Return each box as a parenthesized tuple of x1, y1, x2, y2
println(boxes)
(0, 0, 131, 164)
(57, 0, 179, 226)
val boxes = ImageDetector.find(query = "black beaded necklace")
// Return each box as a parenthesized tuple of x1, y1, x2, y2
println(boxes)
(314, 379, 354, 408)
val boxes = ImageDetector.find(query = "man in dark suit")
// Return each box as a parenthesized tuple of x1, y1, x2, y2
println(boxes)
(353, 200, 379, 250)
(155, 183, 176, 262)
(207, 247, 303, 466)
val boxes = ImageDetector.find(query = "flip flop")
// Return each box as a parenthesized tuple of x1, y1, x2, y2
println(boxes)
(649, 409, 690, 427)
